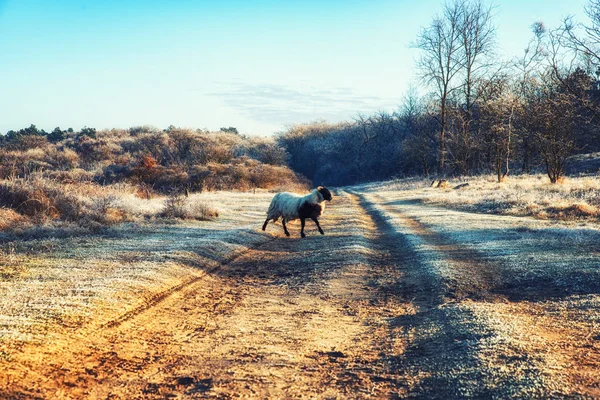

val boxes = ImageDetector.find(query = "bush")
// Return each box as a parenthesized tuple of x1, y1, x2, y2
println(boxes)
(0, 179, 83, 221)
(160, 193, 189, 219)
(47, 169, 94, 184)
(0, 208, 27, 230)
(86, 195, 130, 225)
(134, 183, 156, 199)
(100, 164, 132, 184)
(1, 125, 307, 193)
(160, 193, 219, 220)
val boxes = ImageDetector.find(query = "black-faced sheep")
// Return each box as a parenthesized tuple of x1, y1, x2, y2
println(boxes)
(262, 186, 332, 238)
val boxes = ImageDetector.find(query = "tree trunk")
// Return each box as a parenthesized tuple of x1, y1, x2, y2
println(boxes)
(440, 100, 447, 173)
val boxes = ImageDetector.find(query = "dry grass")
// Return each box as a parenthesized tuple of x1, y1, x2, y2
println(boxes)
(0, 189, 275, 355)
(358, 174, 600, 222)
(0, 176, 302, 238)
(0, 174, 306, 238)
(159, 193, 219, 221)
(0, 208, 26, 231)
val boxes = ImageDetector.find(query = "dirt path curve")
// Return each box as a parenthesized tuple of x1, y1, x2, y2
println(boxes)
(1, 189, 599, 398)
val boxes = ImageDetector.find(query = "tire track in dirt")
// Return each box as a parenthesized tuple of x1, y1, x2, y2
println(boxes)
(160, 189, 413, 398)
(102, 235, 278, 329)
(102, 274, 209, 329)
(349, 190, 568, 398)
(369, 193, 507, 301)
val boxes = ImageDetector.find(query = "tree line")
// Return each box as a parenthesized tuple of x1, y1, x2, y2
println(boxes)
(278, 0, 600, 185)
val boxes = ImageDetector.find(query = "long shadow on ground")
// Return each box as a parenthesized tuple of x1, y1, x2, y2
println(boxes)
(382, 199, 600, 302)
(351, 191, 553, 399)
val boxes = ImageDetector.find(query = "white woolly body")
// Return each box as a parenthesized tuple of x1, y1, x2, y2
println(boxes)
(266, 189, 325, 222)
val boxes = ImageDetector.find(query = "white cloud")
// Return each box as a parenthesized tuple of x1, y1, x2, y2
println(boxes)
(208, 82, 399, 126)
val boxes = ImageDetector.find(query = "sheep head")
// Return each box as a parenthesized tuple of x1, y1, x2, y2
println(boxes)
(317, 186, 332, 201)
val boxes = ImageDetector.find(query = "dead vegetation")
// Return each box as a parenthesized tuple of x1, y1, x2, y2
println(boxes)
(0, 125, 309, 236)
(0, 125, 308, 195)
(160, 192, 219, 221)
(0, 174, 290, 238)
(360, 174, 600, 222)
(0, 178, 83, 221)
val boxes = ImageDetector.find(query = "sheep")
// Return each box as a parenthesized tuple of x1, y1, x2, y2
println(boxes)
(262, 186, 333, 238)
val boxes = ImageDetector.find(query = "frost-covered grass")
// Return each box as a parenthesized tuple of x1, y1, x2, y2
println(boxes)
(0, 189, 275, 351)
(358, 174, 600, 222)
(0, 175, 291, 240)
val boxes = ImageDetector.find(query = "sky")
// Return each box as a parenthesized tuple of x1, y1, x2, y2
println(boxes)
(0, 0, 589, 136)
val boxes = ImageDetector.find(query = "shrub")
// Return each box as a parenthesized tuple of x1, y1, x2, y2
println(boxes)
(100, 164, 132, 184)
(187, 201, 219, 221)
(5, 135, 49, 151)
(160, 193, 188, 219)
(546, 203, 599, 219)
(0, 179, 83, 221)
(151, 166, 189, 193)
(1, 126, 307, 194)
(159, 193, 219, 220)
(47, 168, 94, 184)
(86, 195, 130, 224)
(44, 148, 80, 170)
(134, 183, 156, 199)
(0, 208, 27, 231)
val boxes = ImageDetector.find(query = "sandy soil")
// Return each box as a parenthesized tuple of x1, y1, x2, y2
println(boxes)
(0, 188, 599, 398)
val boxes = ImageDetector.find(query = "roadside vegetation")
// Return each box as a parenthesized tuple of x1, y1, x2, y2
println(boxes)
(358, 174, 600, 222)
(0, 126, 307, 235)
(277, 0, 600, 189)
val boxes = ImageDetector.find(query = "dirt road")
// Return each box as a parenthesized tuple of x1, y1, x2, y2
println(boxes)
(1, 189, 599, 398)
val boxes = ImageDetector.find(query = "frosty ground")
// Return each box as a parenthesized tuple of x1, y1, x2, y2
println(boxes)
(0, 183, 599, 398)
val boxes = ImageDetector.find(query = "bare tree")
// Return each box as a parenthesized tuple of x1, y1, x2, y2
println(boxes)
(453, 0, 497, 175)
(414, 1, 465, 173)
(514, 21, 548, 173)
(561, 0, 600, 65)
(459, 0, 496, 114)
(480, 76, 518, 182)
(553, 6, 600, 123)
(525, 73, 577, 183)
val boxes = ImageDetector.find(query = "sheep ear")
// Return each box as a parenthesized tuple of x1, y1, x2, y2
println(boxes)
(317, 186, 323, 191)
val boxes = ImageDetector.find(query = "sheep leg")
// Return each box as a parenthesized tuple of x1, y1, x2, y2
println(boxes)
(262, 218, 269, 231)
(282, 219, 290, 237)
(311, 217, 324, 235)
(300, 218, 306, 238)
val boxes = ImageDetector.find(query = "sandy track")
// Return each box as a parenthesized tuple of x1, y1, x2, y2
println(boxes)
(1, 189, 599, 398)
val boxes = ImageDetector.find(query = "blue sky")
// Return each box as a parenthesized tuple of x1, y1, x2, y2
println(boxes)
(0, 0, 588, 135)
